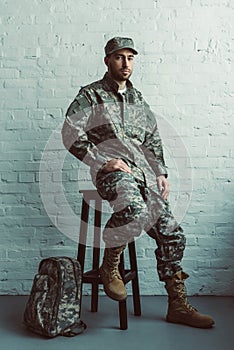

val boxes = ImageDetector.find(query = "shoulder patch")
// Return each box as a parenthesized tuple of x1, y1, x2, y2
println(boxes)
(75, 94, 91, 109)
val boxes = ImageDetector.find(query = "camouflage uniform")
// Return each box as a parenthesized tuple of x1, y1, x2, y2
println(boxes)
(62, 72, 186, 281)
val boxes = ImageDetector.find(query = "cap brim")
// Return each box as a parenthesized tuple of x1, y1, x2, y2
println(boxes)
(108, 46, 138, 55)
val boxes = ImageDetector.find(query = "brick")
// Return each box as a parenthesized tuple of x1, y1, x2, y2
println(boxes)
(157, 0, 191, 7)
(1, 194, 23, 205)
(24, 216, 55, 227)
(24, 47, 41, 59)
(199, 0, 230, 6)
(0, 87, 19, 100)
(0, 183, 29, 194)
(9, 109, 30, 119)
(87, 21, 122, 33)
(0, 152, 32, 161)
(0, 216, 25, 227)
(38, 98, 67, 108)
(7, 249, 40, 261)
(206, 146, 229, 157)
(2, 46, 25, 58)
(2, 178, 16, 191)
(0, 271, 7, 281)
(2, 140, 36, 152)
(22, 280, 35, 293)
(2, 98, 34, 109)
(175, 94, 209, 106)
(121, 0, 156, 8)
(4, 79, 36, 88)
(18, 130, 52, 141)
(5, 109, 30, 121)
(12, 162, 40, 172)
(0, 281, 23, 294)
(18, 172, 35, 183)
(29, 109, 45, 120)
(0, 68, 20, 78)
(0, 208, 5, 216)
(40, 248, 77, 258)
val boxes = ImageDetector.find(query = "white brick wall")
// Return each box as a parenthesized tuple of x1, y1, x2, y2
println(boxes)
(0, 0, 233, 295)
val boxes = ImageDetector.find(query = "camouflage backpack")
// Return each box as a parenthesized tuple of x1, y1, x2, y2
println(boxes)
(23, 256, 86, 337)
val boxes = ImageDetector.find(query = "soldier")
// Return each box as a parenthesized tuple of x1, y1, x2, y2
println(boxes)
(62, 37, 214, 328)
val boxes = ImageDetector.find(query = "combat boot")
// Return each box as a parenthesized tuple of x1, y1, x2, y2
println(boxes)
(165, 271, 215, 328)
(99, 246, 127, 301)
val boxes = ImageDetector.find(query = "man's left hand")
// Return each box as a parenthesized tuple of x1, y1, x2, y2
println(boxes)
(157, 175, 169, 200)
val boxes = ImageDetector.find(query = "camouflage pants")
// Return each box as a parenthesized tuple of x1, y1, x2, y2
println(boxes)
(96, 171, 186, 281)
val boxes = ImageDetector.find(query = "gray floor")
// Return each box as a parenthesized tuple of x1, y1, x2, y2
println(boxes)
(0, 295, 233, 350)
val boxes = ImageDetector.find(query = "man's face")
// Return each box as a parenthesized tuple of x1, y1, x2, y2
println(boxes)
(105, 49, 134, 82)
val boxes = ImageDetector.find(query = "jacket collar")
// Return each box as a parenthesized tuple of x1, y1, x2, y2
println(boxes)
(102, 72, 133, 93)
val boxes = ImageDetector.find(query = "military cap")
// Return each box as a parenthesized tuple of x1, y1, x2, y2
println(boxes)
(105, 37, 138, 56)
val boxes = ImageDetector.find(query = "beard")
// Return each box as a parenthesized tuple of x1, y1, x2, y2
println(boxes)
(109, 62, 132, 82)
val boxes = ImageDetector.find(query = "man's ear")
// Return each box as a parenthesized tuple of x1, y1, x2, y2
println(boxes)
(104, 56, 109, 67)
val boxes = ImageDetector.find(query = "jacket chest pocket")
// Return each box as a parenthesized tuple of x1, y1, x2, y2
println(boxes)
(124, 104, 146, 142)
(124, 125, 145, 143)
(87, 104, 121, 143)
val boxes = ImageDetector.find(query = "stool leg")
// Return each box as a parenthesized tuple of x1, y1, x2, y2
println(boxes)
(119, 301, 128, 330)
(118, 249, 128, 330)
(91, 199, 102, 312)
(77, 198, 90, 271)
(91, 246, 99, 312)
(91, 283, 99, 312)
(119, 250, 125, 279)
(77, 197, 90, 314)
(128, 241, 141, 316)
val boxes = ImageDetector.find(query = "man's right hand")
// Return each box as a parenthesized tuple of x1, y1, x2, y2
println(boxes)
(102, 159, 132, 174)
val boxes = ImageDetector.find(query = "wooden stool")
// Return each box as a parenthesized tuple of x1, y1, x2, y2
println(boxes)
(77, 189, 141, 330)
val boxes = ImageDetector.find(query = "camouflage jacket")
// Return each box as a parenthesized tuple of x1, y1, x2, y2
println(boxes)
(62, 72, 167, 187)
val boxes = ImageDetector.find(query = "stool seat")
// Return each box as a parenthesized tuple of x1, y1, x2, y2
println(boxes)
(77, 189, 141, 330)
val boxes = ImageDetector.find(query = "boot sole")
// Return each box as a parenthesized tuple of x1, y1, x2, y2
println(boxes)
(103, 286, 128, 302)
(166, 316, 215, 329)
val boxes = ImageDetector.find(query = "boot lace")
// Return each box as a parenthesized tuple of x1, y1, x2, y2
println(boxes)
(105, 249, 122, 281)
(177, 282, 197, 313)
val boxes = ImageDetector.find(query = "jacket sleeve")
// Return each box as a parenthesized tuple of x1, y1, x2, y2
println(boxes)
(62, 90, 108, 172)
(142, 100, 168, 178)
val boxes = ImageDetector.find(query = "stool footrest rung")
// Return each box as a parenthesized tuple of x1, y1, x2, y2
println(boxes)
(83, 268, 137, 285)
(123, 270, 136, 284)
(83, 269, 101, 284)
